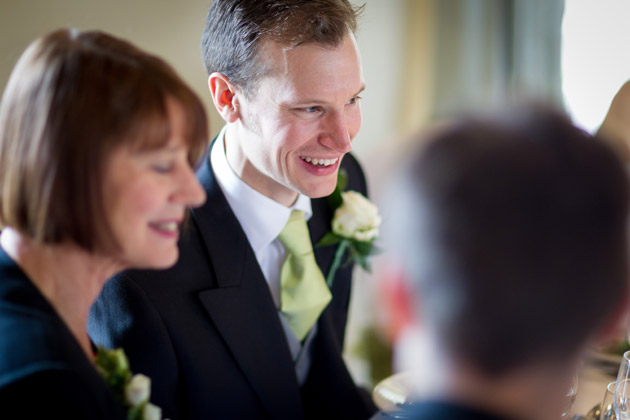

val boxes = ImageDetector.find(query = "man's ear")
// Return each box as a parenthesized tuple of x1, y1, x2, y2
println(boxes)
(208, 72, 240, 123)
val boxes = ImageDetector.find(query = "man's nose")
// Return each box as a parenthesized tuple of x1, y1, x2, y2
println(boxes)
(321, 111, 352, 153)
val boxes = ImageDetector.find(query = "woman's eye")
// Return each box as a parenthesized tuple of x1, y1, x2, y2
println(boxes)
(151, 163, 174, 174)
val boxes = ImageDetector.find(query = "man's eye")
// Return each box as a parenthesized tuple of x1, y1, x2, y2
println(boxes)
(303, 106, 321, 113)
(348, 96, 362, 105)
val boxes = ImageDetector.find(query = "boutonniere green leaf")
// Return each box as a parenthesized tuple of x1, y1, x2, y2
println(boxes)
(317, 169, 382, 287)
(95, 346, 164, 420)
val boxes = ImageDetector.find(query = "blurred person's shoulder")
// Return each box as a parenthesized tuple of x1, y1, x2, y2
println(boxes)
(370, 402, 519, 420)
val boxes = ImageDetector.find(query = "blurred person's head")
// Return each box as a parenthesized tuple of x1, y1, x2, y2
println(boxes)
(0, 29, 208, 270)
(202, 0, 365, 205)
(384, 104, 629, 419)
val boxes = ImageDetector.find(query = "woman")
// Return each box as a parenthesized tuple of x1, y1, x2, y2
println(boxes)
(0, 29, 207, 418)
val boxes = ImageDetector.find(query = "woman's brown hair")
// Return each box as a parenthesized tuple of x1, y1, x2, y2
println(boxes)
(0, 29, 208, 251)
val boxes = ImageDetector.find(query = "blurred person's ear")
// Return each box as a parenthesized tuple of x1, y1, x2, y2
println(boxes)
(378, 261, 419, 343)
(598, 80, 630, 162)
(593, 289, 630, 347)
(208, 72, 240, 124)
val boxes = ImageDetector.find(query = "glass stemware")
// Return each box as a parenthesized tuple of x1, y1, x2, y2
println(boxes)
(614, 351, 630, 419)
(603, 381, 617, 420)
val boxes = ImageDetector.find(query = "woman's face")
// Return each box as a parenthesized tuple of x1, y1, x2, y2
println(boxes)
(102, 99, 206, 270)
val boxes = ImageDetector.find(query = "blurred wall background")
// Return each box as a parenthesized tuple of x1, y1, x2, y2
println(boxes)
(2, 0, 628, 390)
(0, 0, 223, 146)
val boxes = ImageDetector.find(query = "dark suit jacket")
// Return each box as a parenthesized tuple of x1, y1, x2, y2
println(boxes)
(89, 149, 377, 420)
(0, 248, 126, 420)
(372, 402, 520, 420)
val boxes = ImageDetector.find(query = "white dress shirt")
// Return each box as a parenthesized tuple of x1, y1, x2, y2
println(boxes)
(210, 126, 318, 384)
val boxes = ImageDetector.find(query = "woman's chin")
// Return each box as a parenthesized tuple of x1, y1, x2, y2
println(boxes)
(125, 250, 179, 271)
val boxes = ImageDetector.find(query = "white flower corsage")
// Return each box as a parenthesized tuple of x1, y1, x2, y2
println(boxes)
(95, 346, 164, 420)
(317, 169, 382, 287)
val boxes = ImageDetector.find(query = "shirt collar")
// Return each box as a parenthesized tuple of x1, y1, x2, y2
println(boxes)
(211, 126, 313, 257)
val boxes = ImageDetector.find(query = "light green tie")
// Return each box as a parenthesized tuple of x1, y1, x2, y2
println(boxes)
(278, 210, 332, 341)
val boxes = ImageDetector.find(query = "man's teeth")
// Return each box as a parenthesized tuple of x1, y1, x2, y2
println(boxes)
(155, 222, 178, 231)
(301, 157, 339, 167)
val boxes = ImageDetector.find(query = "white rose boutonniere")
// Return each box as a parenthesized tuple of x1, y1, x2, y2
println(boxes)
(95, 346, 165, 420)
(317, 169, 381, 287)
(125, 374, 151, 407)
(332, 191, 381, 242)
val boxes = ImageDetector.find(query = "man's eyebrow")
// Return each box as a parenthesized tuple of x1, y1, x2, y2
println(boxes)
(286, 84, 367, 107)
(354, 84, 366, 97)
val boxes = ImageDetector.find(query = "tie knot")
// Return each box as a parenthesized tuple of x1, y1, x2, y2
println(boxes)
(278, 210, 313, 256)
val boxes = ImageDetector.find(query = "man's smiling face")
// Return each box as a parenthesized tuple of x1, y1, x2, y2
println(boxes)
(229, 32, 365, 205)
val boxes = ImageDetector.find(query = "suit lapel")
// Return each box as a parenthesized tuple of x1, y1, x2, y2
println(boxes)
(309, 197, 336, 275)
(302, 309, 374, 420)
(191, 155, 305, 420)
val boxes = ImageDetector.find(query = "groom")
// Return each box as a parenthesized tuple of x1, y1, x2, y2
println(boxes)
(89, 1, 376, 419)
